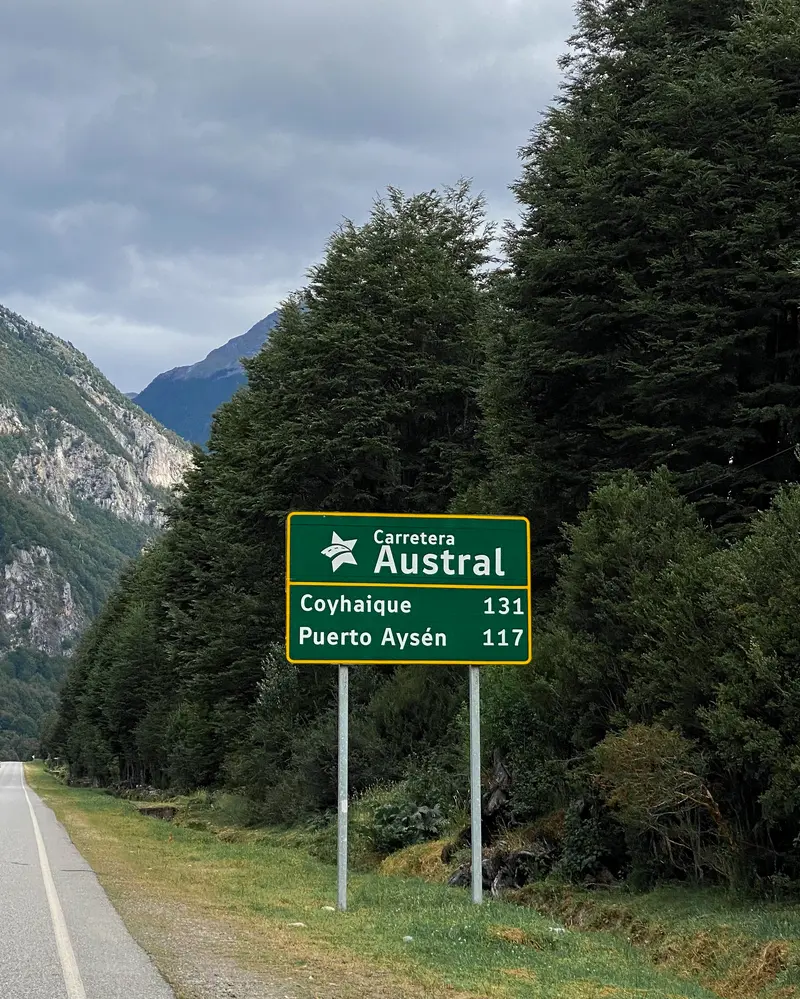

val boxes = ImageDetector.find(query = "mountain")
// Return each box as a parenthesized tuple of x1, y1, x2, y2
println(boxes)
(0, 303, 191, 759)
(133, 311, 279, 444)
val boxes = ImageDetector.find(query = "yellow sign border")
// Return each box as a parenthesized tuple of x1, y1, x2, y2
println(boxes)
(285, 511, 532, 666)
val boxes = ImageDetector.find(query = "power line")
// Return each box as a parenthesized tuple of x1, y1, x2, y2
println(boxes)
(684, 441, 798, 501)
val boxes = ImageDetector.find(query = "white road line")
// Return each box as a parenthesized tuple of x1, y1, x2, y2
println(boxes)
(20, 765, 87, 999)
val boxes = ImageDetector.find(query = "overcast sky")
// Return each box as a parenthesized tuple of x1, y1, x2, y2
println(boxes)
(0, 1, 576, 391)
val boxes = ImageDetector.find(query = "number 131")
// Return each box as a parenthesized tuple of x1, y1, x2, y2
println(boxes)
(483, 597, 524, 615)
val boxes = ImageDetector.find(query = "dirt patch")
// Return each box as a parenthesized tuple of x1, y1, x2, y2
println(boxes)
(555, 984, 661, 999)
(492, 926, 529, 946)
(93, 857, 481, 999)
(126, 892, 484, 999)
(117, 895, 303, 999)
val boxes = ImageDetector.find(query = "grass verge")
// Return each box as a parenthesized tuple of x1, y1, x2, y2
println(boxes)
(508, 882, 800, 999)
(25, 764, 776, 999)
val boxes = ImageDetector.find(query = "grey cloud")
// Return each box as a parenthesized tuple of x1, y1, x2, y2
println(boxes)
(0, 0, 575, 389)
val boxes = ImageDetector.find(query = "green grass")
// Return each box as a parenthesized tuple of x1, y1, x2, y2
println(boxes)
(27, 764, 729, 999)
(576, 882, 800, 940)
(509, 882, 800, 999)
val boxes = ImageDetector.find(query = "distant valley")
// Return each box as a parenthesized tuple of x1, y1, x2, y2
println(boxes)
(0, 303, 191, 759)
(0, 304, 277, 759)
(133, 311, 279, 444)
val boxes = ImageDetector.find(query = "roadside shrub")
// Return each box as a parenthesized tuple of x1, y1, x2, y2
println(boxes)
(368, 800, 446, 853)
(402, 748, 468, 822)
(591, 724, 733, 884)
(555, 794, 627, 884)
(44, 758, 69, 782)
(211, 792, 267, 828)
(305, 782, 448, 868)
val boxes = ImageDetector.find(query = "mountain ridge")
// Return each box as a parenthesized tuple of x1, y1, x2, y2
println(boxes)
(134, 311, 279, 443)
(152, 313, 278, 383)
(0, 302, 191, 759)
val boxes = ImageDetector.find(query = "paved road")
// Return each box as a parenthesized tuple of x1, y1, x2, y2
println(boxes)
(0, 760, 175, 999)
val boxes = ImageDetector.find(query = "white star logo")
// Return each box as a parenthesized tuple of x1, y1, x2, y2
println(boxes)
(321, 532, 358, 571)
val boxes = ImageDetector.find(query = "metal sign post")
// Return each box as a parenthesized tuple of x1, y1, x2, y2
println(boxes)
(469, 665, 482, 904)
(285, 512, 531, 910)
(337, 664, 348, 911)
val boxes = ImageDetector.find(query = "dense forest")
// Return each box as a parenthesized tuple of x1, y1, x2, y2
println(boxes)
(0, 482, 146, 759)
(0, 649, 66, 759)
(52, 0, 800, 889)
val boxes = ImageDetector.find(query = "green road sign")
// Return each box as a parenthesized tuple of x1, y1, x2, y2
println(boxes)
(285, 512, 531, 664)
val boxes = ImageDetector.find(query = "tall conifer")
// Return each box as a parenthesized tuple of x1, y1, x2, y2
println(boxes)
(483, 0, 800, 583)
(163, 183, 492, 791)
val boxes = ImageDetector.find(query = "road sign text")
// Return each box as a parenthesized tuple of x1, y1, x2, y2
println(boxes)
(286, 512, 531, 665)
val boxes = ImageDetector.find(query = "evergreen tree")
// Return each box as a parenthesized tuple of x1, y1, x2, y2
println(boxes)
(86, 183, 493, 796)
(195, 183, 489, 798)
(482, 0, 800, 585)
(55, 538, 177, 785)
(701, 485, 800, 872)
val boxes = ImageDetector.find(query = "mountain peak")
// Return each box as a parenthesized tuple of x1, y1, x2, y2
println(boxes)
(134, 310, 279, 444)
(162, 314, 278, 383)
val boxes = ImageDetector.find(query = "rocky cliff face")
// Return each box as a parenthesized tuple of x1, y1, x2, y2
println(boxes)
(0, 303, 192, 657)
(9, 393, 187, 525)
(1, 546, 82, 654)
